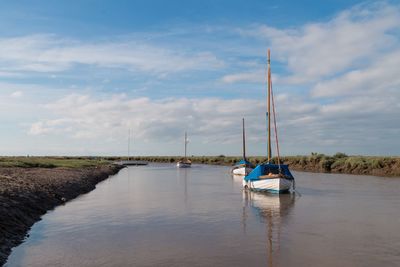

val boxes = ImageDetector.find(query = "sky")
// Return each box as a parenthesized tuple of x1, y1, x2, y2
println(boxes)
(0, 0, 399, 156)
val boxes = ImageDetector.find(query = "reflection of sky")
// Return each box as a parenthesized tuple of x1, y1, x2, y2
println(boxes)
(7, 166, 400, 267)
(8, 165, 272, 266)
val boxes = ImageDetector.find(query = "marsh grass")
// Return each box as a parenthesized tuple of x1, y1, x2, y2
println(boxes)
(0, 157, 109, 168)
(125, 154, 400, 177)
(1, 154, 398, 176)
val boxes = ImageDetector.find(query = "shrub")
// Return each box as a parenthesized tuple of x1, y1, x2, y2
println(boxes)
(319, 158, 334, 172)
(333, 152, 348, 159)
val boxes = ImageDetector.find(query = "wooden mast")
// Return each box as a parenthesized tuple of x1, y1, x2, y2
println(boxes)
(242, 118, 246, 160)
(267, 49, 272, 162)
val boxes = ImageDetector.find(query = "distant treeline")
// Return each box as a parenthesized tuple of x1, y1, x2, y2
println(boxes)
(1, 154, 399, 177)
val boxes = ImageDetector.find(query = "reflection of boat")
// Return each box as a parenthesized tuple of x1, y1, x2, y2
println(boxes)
(231, 118, 254, 176)
(177, 168, 189, 205)
(243, 190, 295, 218)
(243, 50, 294, 193)
(243, 191, 295, 267)
(177, 131, 192, 168)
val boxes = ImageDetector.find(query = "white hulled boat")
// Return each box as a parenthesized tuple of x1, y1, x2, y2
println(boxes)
(232, 118, 254, 176)
(243, 49, 295, 193)
(177, 131, 191, 168)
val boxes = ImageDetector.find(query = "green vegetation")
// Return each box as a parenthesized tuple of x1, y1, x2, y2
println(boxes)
(127, 154, 400, 177)
(0, 157, 110, 168)
(279, 153, 400, 176)
(1, 154, 399, 176)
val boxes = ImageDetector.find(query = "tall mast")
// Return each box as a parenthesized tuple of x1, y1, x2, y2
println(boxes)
(242, 118, 246, 160)
(128, 128, 131, 161)
(267, 49, 272, 162)
(184, 131, 187, 160)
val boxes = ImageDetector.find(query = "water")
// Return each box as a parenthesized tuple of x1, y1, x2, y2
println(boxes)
(6, 164, 400, 267)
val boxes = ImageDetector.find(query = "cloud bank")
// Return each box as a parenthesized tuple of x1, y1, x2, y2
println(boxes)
(0, 35, 223, 75)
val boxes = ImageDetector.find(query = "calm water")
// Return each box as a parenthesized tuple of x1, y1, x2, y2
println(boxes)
(6, 164, 400, 267)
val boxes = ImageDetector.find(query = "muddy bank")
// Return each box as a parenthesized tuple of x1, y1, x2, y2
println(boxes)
(0, 164, 123, 266)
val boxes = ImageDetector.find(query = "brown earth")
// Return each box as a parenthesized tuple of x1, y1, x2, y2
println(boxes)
(0, 165, 123, 266)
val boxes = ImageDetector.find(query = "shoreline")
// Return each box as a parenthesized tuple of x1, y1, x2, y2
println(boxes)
(0, 164, 123, 266)
(120, 155, 400, 177)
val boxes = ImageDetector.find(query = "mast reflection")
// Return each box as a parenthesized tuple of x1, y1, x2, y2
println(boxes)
(243, 191, 295, 267)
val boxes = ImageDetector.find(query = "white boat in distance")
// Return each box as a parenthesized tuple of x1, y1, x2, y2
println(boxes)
(232, 118, 254, 176)
(177, 131, 192, 168)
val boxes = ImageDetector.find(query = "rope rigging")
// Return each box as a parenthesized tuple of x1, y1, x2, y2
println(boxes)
(270, 81, 282, 173)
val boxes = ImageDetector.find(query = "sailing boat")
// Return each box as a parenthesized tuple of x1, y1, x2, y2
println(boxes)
(177, 131, 192, 168)
(243, 49, 295, 193)
(115, 129, 148, 166)
(231, 118, 254, 175)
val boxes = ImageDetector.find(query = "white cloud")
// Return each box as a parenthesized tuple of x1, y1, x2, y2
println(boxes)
(25, 87, 400, 156)
(10, 91, 23, 98)
(312, 49, 400, 97)
(221, 70, 265, 83)
(238, 2, 400, 84)
(28, 94, 266, 144)
(29, 121, 51, 135)
(0, 34, 223, 75)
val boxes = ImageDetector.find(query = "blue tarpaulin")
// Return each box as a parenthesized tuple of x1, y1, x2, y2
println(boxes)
(244, 163, 294, 181)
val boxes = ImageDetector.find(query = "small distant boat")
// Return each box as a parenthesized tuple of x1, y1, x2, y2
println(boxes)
(232, 118, 254, 176)
(243, 49, 295, 193)
(115, 160, 148, 166)
(115, 128, 148, 166)
(177, 131, 192, 168)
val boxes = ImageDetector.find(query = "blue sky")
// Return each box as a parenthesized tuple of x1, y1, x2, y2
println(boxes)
(0, 0, 399, 156)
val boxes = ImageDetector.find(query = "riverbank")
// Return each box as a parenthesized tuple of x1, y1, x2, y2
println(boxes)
(0, 157, 123, 266)
(116, 153, 400, 177)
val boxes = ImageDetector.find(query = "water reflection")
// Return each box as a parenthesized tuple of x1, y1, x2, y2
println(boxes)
(177, 168, 189, 206)
(6, 165, 400, 266)
(243, 191, 295, 267)
(232, 174, 244, 181)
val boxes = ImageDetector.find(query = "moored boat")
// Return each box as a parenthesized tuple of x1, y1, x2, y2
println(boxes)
(177, 131, 192, 168)
(243, 49, 295, 193)
(231, 118, 254, 176)
(242, 163, 293, 193)
(177, 160, 191, 168)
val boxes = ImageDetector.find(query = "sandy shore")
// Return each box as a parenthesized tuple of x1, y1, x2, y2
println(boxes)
(0, 165, 123, 266)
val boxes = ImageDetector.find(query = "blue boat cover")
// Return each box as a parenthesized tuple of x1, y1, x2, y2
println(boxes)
(234, 159, 254, 167)
(244, 163, 294, 181)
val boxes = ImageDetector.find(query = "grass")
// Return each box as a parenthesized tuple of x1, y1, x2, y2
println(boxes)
(122, 153, 400, 177)
(1, 154, 399, 176)
(0, 157, 110, 169)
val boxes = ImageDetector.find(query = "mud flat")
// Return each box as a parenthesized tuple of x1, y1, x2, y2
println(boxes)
(0, 164, 123, 266)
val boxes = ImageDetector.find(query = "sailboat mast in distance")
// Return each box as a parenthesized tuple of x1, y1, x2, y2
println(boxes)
(184, 131, 187, 159)
(128, 128, 131, 161)
(177, 131, 192, 168)
(267, 49, 272, 163)
(242, 118, 246, 160)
